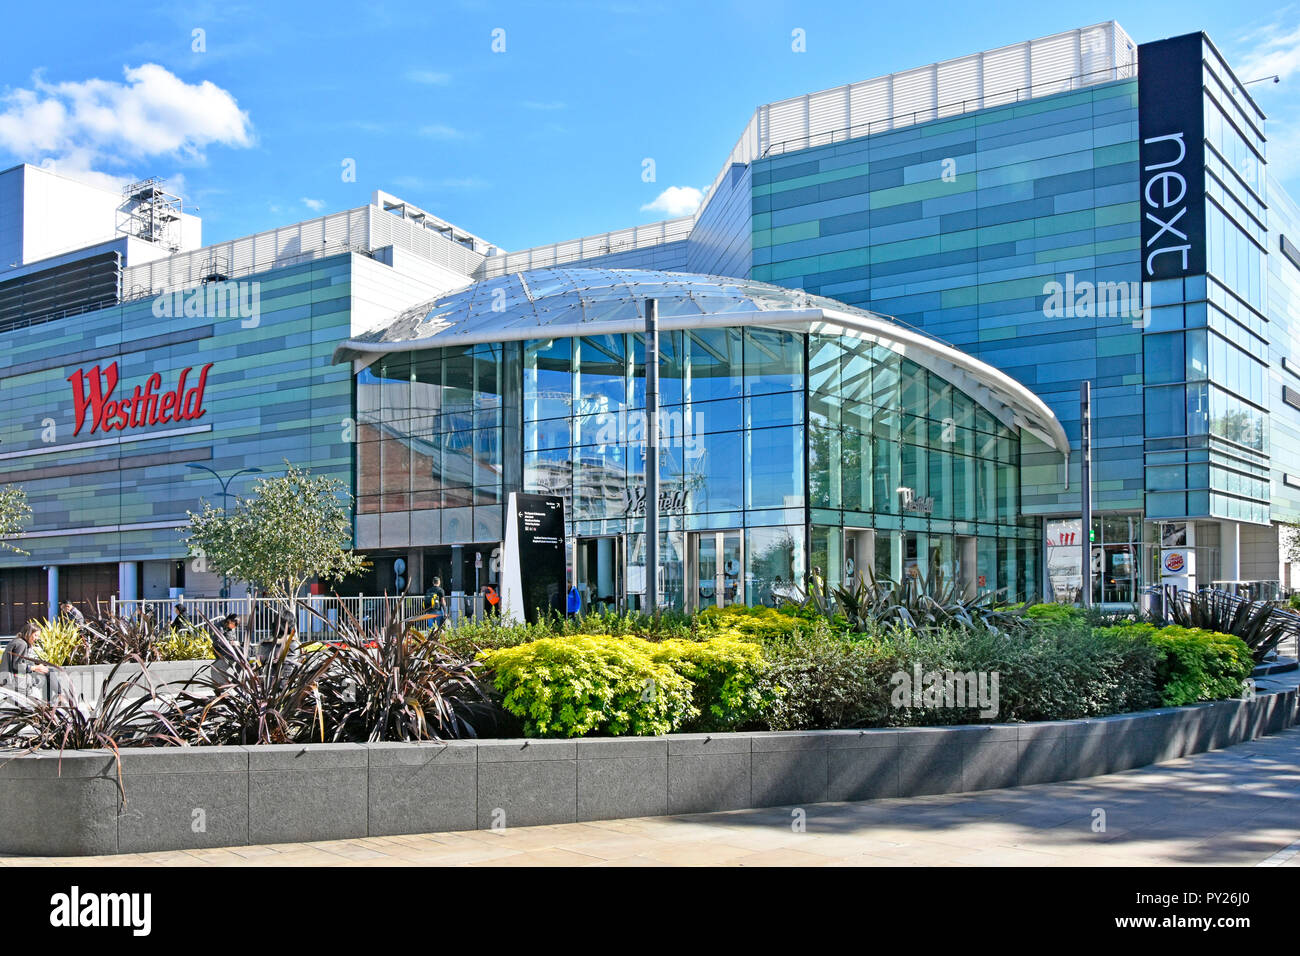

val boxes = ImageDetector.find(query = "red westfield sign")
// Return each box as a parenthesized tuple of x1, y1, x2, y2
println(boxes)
(67, 362, 214, 437)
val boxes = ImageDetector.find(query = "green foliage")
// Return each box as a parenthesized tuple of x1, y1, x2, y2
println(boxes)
(0, 485, 32, 555)
(481, 635, 694, 737)
(929, 624, 1163, 722)
(442, 608, 697, 656)
(1023, 603, 1087, 625)
(696, 604, 809, 641)
(757, 628, 896, 731)
(183, 461, 368, 607)
(29, 618, 81, 667)
(1148, 626, 1252, 706)
(155, 625, 215, 662)
(796, 557, 1029, 638)
(648, 636, 773, 732)
(1167, 589, 1290, 662)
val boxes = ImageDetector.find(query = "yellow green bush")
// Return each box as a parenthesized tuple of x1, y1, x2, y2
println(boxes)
(29, 618, 82, 667)
(697, 604, 807, 641)
(481, 635, 694, 737)
(648, 635, 772, 732)
(155, 625, 215, 662)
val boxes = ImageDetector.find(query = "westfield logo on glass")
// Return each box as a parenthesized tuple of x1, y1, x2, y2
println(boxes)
(66, 362, 214, 437)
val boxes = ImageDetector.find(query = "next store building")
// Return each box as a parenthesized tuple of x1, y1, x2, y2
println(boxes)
(0, 21, 1296, 625)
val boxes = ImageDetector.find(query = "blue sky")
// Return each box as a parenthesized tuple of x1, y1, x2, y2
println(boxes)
(1, 0, 1298, 251)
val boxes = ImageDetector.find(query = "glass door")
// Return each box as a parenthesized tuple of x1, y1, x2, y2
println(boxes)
(690, 530, 744, 611)
(575, 536, 624, 613)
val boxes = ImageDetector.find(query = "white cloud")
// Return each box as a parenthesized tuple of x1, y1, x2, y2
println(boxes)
(522, 100, 566, 111)
(640, 185, 703, 217)
(302, 197, 326, 211)
(1235, 20, 1300, 81)
(0, 63, 253, 180)
(407, 69, 451, 85)
(1233, 14, 1300, 195)
(419, 123, 470, 141)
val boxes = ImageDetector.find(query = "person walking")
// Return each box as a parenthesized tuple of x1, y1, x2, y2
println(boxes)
(169, 604, 188, 631)
(566, 584, 582, 619)
(424, 576, 446, 628)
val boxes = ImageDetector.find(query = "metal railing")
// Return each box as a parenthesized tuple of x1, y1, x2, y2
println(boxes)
(110, 593, 489, 640)
(759, 64, 1136, 159)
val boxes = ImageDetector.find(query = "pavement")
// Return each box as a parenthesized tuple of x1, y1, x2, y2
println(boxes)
(4, 726, 1300, 867)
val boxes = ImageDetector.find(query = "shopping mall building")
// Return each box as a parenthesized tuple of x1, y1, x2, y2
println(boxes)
(0, 22, 1297, 627)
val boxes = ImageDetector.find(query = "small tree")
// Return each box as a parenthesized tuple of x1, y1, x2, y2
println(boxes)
(183, 462, 367, 610)
(0, 485, 32, 555)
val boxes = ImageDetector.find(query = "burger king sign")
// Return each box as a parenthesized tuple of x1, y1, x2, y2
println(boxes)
(1160, 547, 1194, 587)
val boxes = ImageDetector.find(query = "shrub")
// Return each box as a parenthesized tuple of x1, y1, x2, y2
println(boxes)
(310, 607, 500, 742)
(1168, 589, 1290, 662)
(958, 626, 1162, 722)
(29, 618, 81, 667)
(442, 616, 557, 654)
(796, 558, 1030, 638)
(757, 629, 898, 731)
(648, 636, 773, 732)
(481, 635, 694, 737)
(697, 605, 808, 641)
(1148, 626, 1252, 706)
(1024, 603, 1087, 625)
(155, 625, 215, 662)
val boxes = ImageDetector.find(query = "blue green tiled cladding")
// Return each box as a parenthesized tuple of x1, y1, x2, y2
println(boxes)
(751, 80, 1143, 517)
(0, 254, 356, 567)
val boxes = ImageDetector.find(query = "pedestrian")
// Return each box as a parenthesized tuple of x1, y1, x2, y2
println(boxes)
(264, 609, 300, 672)
(169, 604, 188, 631)
(482, 584, 500, 618)
(1, 623, 50, 687)
(213, 613, 244, 671)
(425, 576, 446, 628)
(59, 601, 85, 627)
(566, 584, 582, 619)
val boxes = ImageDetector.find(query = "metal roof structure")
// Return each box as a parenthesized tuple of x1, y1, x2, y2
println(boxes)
(335, 267, 1070, 463)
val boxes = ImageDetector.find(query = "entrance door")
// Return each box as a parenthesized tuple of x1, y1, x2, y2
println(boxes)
(575, 536, 624, 613)
(689, 530, 743, 611)
(843, 529, 875, 587)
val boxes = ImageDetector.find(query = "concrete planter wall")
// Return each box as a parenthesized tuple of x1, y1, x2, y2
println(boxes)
(1, 674, 1296, 856)
(55, 660, 211, 706)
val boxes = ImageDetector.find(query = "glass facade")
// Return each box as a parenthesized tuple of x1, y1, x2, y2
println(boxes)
(356, 326, 1041, 610)
(356, 344, 507, 546)
(1142, 38, 1271, 526)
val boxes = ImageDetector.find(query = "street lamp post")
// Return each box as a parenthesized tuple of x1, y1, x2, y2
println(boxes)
(186, 463, 262, 599)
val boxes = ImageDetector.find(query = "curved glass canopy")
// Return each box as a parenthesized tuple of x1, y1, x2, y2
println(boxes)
(336, 267, 1069, 462)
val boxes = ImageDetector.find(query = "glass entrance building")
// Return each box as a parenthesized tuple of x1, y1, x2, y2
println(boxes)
(338, 268, 1066, 610)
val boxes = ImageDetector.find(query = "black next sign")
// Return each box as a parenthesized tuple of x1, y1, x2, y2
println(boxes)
(515, 493, 566, 622)
(1137, 33, 1208, 280)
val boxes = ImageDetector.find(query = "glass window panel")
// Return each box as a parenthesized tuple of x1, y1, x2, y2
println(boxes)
(1144, 332, 1183, 384)
(524, 337, 572, 421)
(694, 397, 743, 434)
(746, 426, 803, 509)
(682, 430, 743, 513)
(576, 334, 627, 413)
(1144, 385, 1185, 438)
(743, 327, 801, 395)
(687, 328, 743, 403)
(748, 391, 803, 428)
